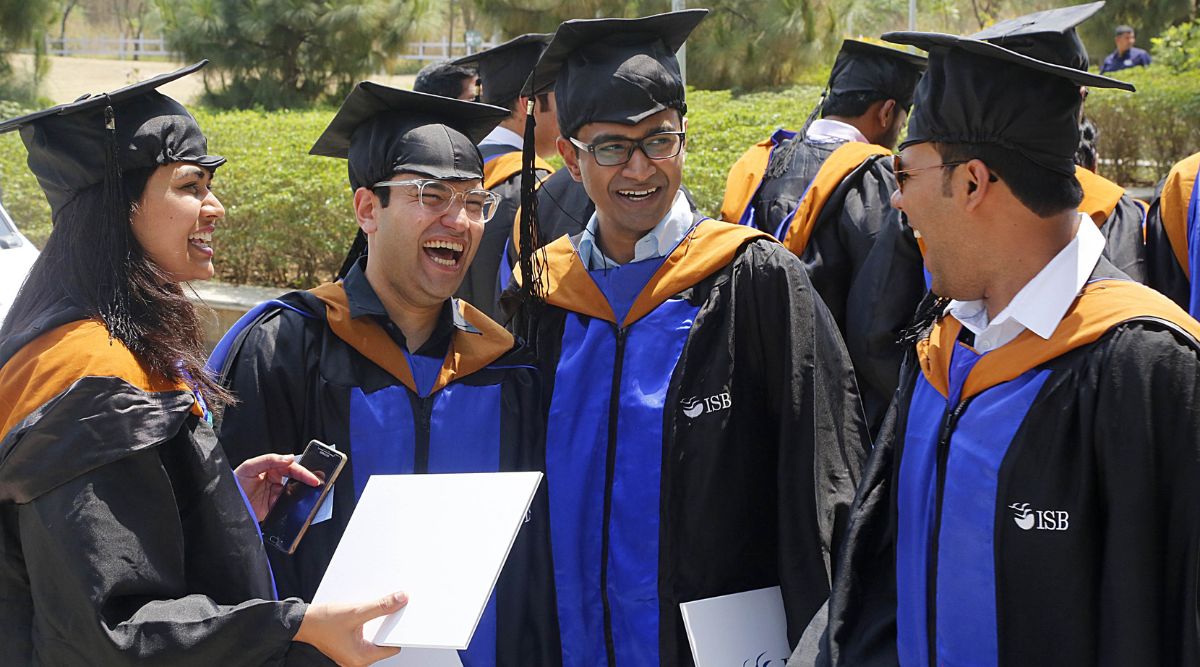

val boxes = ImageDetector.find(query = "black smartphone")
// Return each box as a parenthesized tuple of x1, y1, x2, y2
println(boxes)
(261, 439, 347, 554)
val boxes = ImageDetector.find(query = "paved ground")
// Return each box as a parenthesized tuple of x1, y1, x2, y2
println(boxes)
(10, 54, 418, 104)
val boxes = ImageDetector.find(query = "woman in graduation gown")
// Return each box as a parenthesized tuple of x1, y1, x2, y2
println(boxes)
(0, 63, 402, 666)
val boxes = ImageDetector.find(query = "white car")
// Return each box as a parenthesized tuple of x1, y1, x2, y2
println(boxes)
(0, 202, 39, 326)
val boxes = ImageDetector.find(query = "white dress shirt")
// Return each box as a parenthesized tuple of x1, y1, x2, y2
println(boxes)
(947, 213, 1106, 352)
(478, 125, 523, 151)
(576, 190, 693, 270)
(804, 118, 869, 145)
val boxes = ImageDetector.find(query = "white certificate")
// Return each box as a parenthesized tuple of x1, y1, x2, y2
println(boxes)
(680, 586, 792, 667)
(311, 471, 542, 650)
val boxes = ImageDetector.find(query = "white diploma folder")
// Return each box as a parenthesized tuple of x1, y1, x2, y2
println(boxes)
(311, 471, 543, 651)
(680, 586, 792, 667)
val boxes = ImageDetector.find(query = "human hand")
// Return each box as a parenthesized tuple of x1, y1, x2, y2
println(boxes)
(294, 592, 408, 667)
(234, 453, 322, 521)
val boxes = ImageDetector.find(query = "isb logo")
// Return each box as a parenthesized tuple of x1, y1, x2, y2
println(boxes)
(1009, 502, 1069, 531)
(682, 392, 731, 419)
(743, 650, 788, 667)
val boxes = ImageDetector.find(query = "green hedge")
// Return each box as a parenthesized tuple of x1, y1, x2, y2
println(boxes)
(0, 71, 1195, 288)
(1084, 65, 1200, 186)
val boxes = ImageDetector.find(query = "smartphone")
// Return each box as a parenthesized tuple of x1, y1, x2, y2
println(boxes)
(261, 439, 347, 554)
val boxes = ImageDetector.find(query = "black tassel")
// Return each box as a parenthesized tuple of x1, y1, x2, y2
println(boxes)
(897, 290, 950, 347)
(97, 102, 136, 345)
(336, 230, 367, 281)
(513, 98, 545, 341)
(765, 90, 826, 180)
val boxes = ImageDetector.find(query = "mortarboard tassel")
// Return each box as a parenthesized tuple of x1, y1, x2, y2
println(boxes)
(97, 102, 137, 345)
(336, 230, 368, 281)
(512, 98, 546, 341)
(766, 89, 827, 180)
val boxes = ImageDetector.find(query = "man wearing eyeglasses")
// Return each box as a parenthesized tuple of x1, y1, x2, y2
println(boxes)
(508, 12, 870, 666)
(210, 84, 561, 666)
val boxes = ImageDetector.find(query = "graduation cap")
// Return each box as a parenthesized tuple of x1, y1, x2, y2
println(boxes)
(525, 9, 707, 139)
(828, 39, 927, 111)
(451, 33, 551, 108)
(311, 82, 510, 189)
(0, 60, 222, 224)
(970, 1, 1105, 70)
(310, 82, 509, 277)
(883, 29, 1134, 176)
(768, 39, 927, 177)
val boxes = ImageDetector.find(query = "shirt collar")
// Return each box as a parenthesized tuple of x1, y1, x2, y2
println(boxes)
(804, 118, 869, 145)
(947, 213, 1105, 351)
(342, 256, 479, 331)
(478, 125, 523, 151)
(576, 189, 693, 270)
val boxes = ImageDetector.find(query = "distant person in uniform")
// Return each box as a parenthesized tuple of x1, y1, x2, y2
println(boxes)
(414, 61, 478, 100)
(1099, 24, 1151, 73)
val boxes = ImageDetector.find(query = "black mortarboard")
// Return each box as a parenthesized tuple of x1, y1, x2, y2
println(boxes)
(452, 33, 550, 108)
(311, 82, 509, 278)
(310, 82, 510, 189)
(828, 39, 927, 110)
(883, 30, 1133, 175)
(525, 9, 708, 139)
(970, 1, 1104, 70)
(0, 60, 223, 223)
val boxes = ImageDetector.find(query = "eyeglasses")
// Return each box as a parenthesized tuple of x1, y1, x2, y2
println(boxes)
(372, 179, 501, 223)
(892, 156, 970, 192)
(568, 131, 686, 167)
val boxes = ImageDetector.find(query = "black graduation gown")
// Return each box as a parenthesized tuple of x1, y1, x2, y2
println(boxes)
(820, 260, 1200, 667)
(733, 136, 926, 437)
(527, 214, 870, 667)
(1144, 152, 1200, 314)
(211, 265, 559, 667)
(0, 301, 306, 666)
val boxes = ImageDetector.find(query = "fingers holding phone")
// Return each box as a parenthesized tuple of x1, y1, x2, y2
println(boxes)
(235, 452, 324, 521)
(260, 440, 348, 553)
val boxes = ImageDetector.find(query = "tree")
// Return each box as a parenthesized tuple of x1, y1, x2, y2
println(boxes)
(469, 0, 843, 90)
(0, 0, 56, 101)
(157, 0, 427, 109)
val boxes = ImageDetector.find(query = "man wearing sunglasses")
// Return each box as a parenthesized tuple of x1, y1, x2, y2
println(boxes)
(719, 39, 927, 437)
(209, 84, 561, 666)
(509, 11, 870, 666)
(817, 23, 1200, 667)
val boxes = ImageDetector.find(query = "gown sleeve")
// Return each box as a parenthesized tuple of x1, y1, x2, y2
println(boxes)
(739, 239, 872, 647)
(826, 161, 926, 435)
(1144, 176, 1191, 309)
(1089, 324, 1200, 666)
(9, 437, 307, 666)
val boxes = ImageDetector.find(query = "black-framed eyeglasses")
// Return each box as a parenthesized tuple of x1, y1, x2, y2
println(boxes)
(372, 178, 501, 223)
(568, 130, 686, 167)
(892, 156, 971, 192)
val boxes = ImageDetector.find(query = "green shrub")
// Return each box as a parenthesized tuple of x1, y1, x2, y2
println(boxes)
(1151, 20, 1200, 74)
(1085, 65, 1200, 186)
(685, 86, 825, 215)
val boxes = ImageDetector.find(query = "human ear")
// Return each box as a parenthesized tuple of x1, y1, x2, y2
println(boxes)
(558, 136, 583, 182)
(353, 187, 380, 234)
(879, 99, 897, 129)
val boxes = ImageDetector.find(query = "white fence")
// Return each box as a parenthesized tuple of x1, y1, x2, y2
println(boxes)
(44, 36, 171, 59)
(41, 36, 495, 63)
(398, 41, 497, 61)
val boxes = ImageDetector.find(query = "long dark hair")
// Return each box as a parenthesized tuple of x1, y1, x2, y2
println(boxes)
(0, 165, 232, 407)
